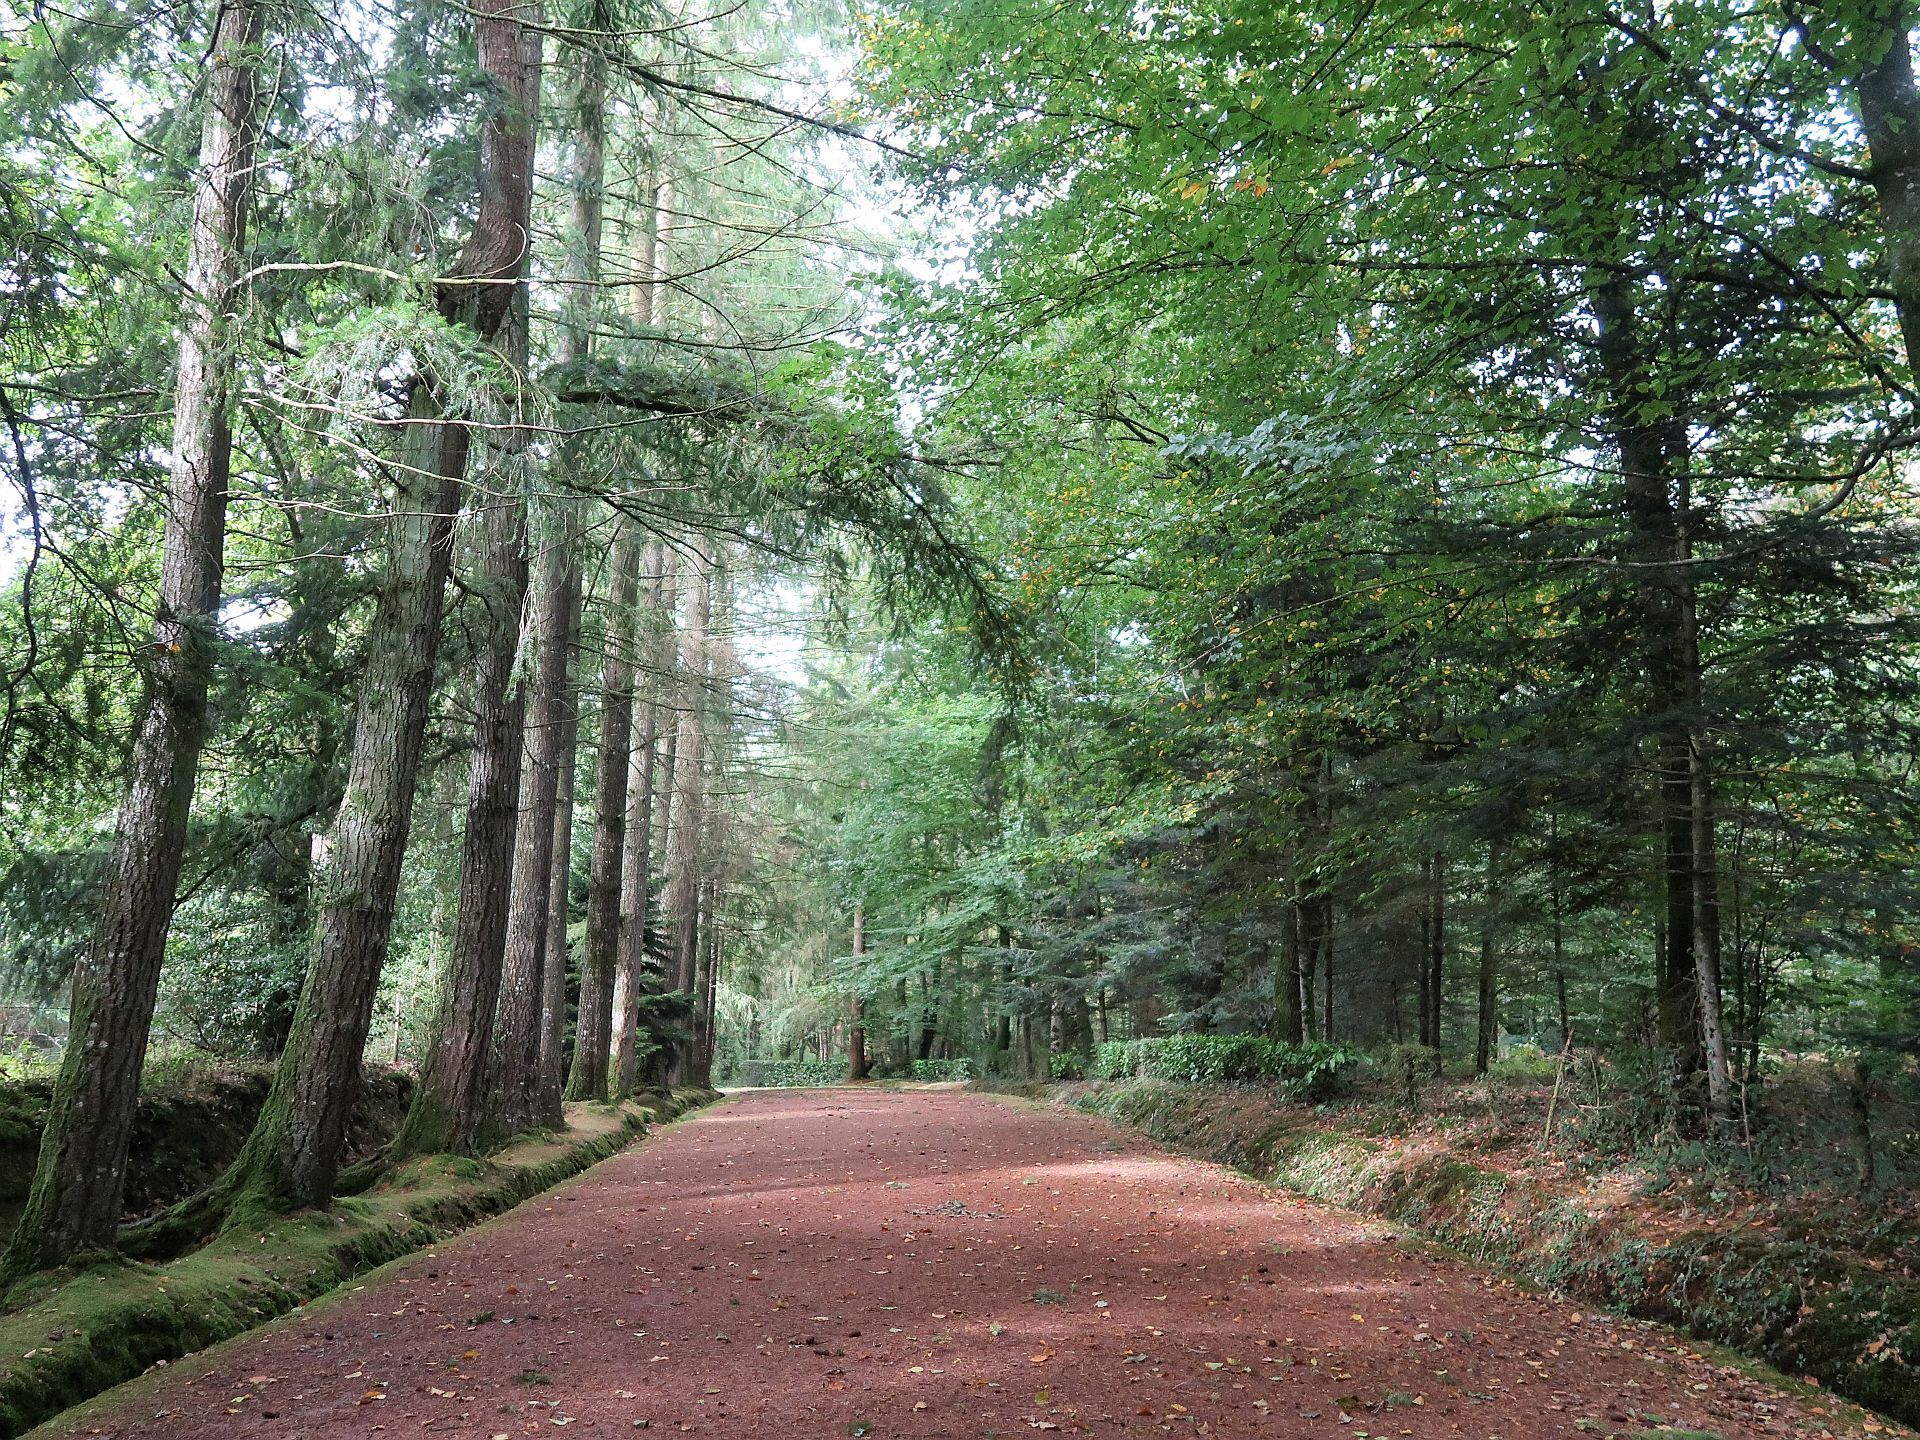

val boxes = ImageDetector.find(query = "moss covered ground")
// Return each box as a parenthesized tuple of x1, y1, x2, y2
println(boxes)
(0, 1087, 715, 1438)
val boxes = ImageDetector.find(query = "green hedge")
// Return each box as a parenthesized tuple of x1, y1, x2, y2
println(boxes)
(722, 1057, 971, 1086)
(910, 1058, 971, 1081)
(1091, 1036, 1360, 1099)
(725, 1059, 846, 1087)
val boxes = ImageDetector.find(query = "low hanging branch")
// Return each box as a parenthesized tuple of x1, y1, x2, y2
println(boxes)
(542, 354, 1029, 685)
(546, 355, 770, 425)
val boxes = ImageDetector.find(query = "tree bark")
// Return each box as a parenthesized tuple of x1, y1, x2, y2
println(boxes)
(663, 544, 712, 1082)
(1475, 844, 1499, 1077)
(218, 0, 539, 1216)
(529, 25, 612, 1111)
(1593, 274, 1716, 1097)
(534, 620, 582, 1129)
(566, 523, 640, 1101)
(847, 901, 869, 1082)
(1320, 901, 1335, 1043)
(1269, 875, 1305, 1047)
(631, 117, 671, 332)
(1852, 1, 1920, 376)
(396, 242, 542, 1157)
(3, 0, 268, 1277)
(1426, 854, 1447, 1049)
(1682, 593, 1735, 1128)
(612, 541, 672, 1096)
(491, 531, 578, 1136)
(692, 878, 720, 1084)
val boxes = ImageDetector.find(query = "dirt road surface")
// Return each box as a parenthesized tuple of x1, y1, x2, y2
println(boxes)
(45, 1088, 1898, 1439)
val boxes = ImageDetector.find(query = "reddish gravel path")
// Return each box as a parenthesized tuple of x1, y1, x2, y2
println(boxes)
(50, 1088, 1900, 1440)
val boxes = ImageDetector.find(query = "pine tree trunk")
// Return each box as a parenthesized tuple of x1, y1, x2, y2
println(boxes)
(1594, 274, 1713, 1096)
(613, 542, 672, 1096)
(491, 531, 578, 1136)
(1298, 899, 1317, 1044)
(918, 965, 940, 1062)
(692, 880, 719, 1085)
(3, 0, 268, 1276)
(1476, 844, 1499, 1077)
(397, 237, 543, 1156)
(632, 144, 672, 332)
(395, 485, 527, 1155)
(847, 901, 869, 1081)
(218, 0, 540, 1215)
(566, 524, 640, 1101)
(1426, 854, 1447, 1049)
(534, 630, 582, 1129)
(637, 697, 679, 1092)
(1852, 1, 1920, 376)
(664, 545, 712, 1082)
(995, 932, 1014, 1058)
(1320, 902, 1335, 1043)
(1681, 591, 1734, 1128)
(1658, 735, 1702, 1072)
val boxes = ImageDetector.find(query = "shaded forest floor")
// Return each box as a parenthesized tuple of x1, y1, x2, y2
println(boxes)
(983, 1068, 1920, 1429)
(36, 1086, 1908, 1440)
(1329, 1056, 1920, 1279)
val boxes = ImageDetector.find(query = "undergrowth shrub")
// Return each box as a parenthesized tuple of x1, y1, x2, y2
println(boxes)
(727, 1059, 845, 1087)
(1091, 1035, 1361, 1099)
(1381, 1043, 1444, 1105)
(911, 1058, 971, 1081)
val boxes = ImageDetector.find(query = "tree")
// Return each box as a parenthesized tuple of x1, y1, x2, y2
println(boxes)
(3, 0, 270, 1277)
(219, 0, 544, 1215)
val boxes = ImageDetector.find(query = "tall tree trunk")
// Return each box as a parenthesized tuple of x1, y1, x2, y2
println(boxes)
(1658, 735, 1702, 1072)
(218, 0, 540, 1216)
(1681, 592, 1734, 1128)
(566, 524, 640, 1101)
(613, 542, 672, 1096)
(491, 529, 578, 1136)
(1426, 854, 1447, 1049)
(693, 879, 720, 1084)
(995, 928, 1015, 1059)
(1475, 844, 1499, 1077)
(637, 678, 679, 1092)
(397, 230, 543, 1156)
(847, 901, 869, 1082)
(632, 156, 673, 332)
(1270, 899, 1304, 1044)
(917, 963, 940, 1062)
(664, 544, 712, 1082)
(1593, 274, 1714, 1096)
(1852, 1, 1920, 376)
(534, 629, 582, 1129)
(1320, 900, 1335, 1043)
(3, 0, 268, 1276)
(1297, 897, 1317, 1044)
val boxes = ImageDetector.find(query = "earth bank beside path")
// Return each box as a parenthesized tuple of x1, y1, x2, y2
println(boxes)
(43, 1087, 1903, 1440)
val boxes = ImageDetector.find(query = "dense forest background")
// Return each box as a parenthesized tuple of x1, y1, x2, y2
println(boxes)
(5, 0, 1920, 1280)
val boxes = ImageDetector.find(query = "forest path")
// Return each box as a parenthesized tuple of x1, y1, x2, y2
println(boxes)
(46, 1088, 1892, 1440)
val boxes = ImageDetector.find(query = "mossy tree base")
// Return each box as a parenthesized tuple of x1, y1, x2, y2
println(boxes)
(983, 1078, 1920, 1430)
(0, 1088, 717, 1439)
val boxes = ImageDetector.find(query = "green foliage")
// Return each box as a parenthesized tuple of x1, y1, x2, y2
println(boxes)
(1380, 1045, 1445, 1105)
(909, 1058, 971, 1081)
(1091, 1037, 1361, 1100)
(731, 1059, 846, 1088)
